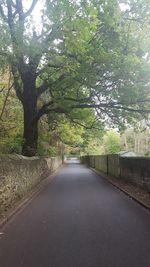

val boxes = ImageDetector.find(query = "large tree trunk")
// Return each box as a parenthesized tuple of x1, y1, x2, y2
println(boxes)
(22, 74, 38, 157)
(22, 106, 38, 156)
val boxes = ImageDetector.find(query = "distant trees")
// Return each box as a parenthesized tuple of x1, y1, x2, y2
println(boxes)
(0, 71, 23, 154)
(102, 130, 121, 154)
(121, 128, 150, 156)
(0, 0, 150, 156)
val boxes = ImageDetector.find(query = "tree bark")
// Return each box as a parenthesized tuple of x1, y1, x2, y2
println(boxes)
(22, 74, 38, 157)
(22, 106, 38, 156)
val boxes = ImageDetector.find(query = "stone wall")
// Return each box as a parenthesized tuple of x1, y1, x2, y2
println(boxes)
(0, 155, 62, 215)
(81, 155, 150, 192)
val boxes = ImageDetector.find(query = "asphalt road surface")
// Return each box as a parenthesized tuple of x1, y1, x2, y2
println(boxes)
(0, 161, 150, 267)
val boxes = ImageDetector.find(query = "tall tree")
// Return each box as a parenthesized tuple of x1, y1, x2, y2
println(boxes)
(0, 0, 149, 156)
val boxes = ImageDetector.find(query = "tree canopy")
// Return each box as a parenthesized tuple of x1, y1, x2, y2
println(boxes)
(0, 0, 150, 156)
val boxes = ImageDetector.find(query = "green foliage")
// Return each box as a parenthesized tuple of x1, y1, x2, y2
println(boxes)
(47, 147, 57, 157)
(0, 135, 23, 154)
(4, 135, 23, 154)
(0, 73, 23, 154)
(81, 138, 103, 155)
(103, 130, 121, 154)
(57, 121, 84, 146)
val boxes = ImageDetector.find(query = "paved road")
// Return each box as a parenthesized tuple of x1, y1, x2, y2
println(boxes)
(0, 162, 150, 267)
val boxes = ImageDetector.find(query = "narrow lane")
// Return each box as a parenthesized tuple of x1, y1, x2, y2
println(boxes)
(0, 162, 150, 267)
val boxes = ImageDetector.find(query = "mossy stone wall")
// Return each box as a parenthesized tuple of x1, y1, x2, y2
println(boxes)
(0, 155, 62, 215)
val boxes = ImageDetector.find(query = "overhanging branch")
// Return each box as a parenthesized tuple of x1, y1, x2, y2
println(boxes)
(36, 101, 54, 120)
(72, 102, 150, 114)
(23, 0, 39, 18)
(36, 74, 66, 98)
(36, 81, 49, 98)
(36, 102, 67, 122)
(68, 117, 100, 130)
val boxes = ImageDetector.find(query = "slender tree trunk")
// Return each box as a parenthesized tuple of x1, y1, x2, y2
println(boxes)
(22, 74, 38, 157)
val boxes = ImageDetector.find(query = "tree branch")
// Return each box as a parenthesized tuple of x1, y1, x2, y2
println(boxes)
(124, 17, 150, 25)
(15, 0, 24, 20)
(72, 103, 150, 114)
(63, 96, 92, 103)
(36, 101, 67, 121)
(6, 0, 18, 46)
(36, 101, 54, 121)
(0, 76, 14, 121)
(68, 117, 100, 130)
(11, 63, 23, 102)
(36, 81, 49, 98)
(23, 0, 39, 18)
(0, 86, 5, 93)
(36, 74, 66, 98)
